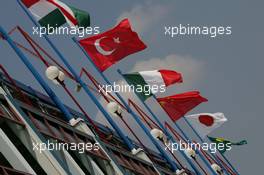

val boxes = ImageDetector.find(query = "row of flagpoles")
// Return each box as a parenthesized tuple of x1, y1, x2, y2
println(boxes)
(0, 0, 246, 174)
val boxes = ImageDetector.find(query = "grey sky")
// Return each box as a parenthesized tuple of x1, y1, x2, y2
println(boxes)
(1, 0, 263, 174)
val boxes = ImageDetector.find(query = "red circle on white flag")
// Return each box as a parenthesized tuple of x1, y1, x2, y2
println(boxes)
(198, 115, 214, 127)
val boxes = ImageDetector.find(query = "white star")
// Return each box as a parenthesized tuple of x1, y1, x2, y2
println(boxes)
(114, 37, 120, 43)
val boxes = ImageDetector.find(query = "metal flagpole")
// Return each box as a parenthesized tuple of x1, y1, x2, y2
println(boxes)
(218, 152, 238, 174)
(18, 1, 205, 172)
(183, 117, 240, 175)
(117, 69, 219, 175)
(182, 118, 231, 175)
(72, 39, 182, 172)
(16, 0, 135, 152)
(0, 26, 73, 123)
(72, 38, 205, 174)
(17, 1, 165, 174)
(15, 26, 102, 136)
(1, 26, 127, 175)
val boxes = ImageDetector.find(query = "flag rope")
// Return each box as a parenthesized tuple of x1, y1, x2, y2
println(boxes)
(4, 2, 241, 172)
(1, 29, 123, 103)
(164, 122, 211, 175)
(3, 26, 165, 157)
(194, 141, 235, 174)
(78, 69, 147, 145)
(216, 155, 236, 175)
(15, 2, 233, 171)
(165, 122, 235, 175)
(164, 122, 186, 142)
(134, 98, 210, 173)
(128, 99, 162, 130)
(127, 101, 186, 168)
(3, 25, 206, 173)
(1, 27, 150, 149)
(183, 116, 238, 174)
(78, 68, 185, 168)
(128, 100, 194, 159)
(1, 33, 110, 108)
(1, 26, 105, 137)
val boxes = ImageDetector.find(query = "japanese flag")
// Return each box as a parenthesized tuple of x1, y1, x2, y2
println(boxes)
(185, 113, 227, 138)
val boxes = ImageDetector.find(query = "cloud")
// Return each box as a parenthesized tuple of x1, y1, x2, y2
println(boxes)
(117, 2, 172, 34)
(128, 54, 205, 86)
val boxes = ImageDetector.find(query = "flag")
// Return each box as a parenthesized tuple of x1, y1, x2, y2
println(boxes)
(79, 19, 146, 72)
(157, 91, 208, 122)
(22, 0, 90, 28)
(208, 136, 247, 154)
(185, 113, 227, 138)
(123, 70, 183, 101)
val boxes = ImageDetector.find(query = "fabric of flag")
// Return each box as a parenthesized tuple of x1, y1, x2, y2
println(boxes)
(185, 113, 227, 138)
(157, 91, 208, 122)
(22, 0, 90, 28)
(208, 136, 247, 154)
(123, 70, 183, 101)
(79, 19, 146, 72)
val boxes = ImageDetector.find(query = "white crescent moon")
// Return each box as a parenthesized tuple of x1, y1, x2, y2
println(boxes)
(95, 37, 115, 56)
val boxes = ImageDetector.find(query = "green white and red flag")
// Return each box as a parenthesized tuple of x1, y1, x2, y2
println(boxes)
(123, 70, 183, 101)
(22, 0, 90, 28)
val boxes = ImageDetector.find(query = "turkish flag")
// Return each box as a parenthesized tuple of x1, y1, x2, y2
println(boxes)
(79, 19, 147, 71)
(157, 91, 208, 122)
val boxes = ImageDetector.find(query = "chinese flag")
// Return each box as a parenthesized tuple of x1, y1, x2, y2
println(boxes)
(157, 91, 208, 122)
(79, 19, 147, 72)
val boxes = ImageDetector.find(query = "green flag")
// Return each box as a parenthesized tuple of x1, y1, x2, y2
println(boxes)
(208, 136, 247, 154)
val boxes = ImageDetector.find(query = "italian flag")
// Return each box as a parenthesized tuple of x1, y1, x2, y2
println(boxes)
(123, 70, 183, 101)
(22, 0, 90, 28)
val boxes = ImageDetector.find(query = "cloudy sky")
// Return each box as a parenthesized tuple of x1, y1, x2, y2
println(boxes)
(1, 0, 263, 174)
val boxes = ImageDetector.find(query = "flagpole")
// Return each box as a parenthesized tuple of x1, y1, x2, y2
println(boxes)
(17, 1, 168, 174)
(16, 0, 240, 172)
(0, 26, 73, 123)
(16, 0, 137, 152)
(117, 69, 220, 175)
(183, 118, 231, 175)
(183, 117, 240, 175)
(155, 97, 230, 175)
(217, 151, 239, 175)
(72, 38, 187, 173)
(72, 35, 213, 174)
(17, 0, 210, 171)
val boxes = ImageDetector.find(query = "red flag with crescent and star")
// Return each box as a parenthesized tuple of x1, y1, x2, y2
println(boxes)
(185, 113, 228, 138)
(157, 91, 208, 122)
(79, 18, 147, 71)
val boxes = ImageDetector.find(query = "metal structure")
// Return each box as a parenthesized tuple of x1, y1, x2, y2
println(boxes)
(0, 68, 189, 175)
